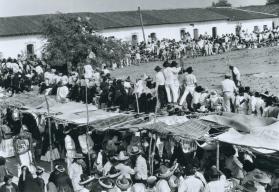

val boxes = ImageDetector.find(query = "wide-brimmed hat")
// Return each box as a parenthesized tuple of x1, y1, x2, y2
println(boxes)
(73, 153, 85, 159)
(63, 127, 71, 134)
(107, 167, 121, 179)
(99, 177, 114, 189)
(129, 146, 142, 156)
(154, 66, 162, 72)
(238, 181, 257, 192)
(185, 67, 193, 73)
(147, 176, 157, 184)
(157, 163, 178, 179)
(79, 174, 95, 185)
(55, 165, 65, 173)
(36, 166, 45, 175)
(116, 177, 132, 191)
(114, 151, 129, 161)
(125, 76, 131, 82)
(252, 172, 271, 184)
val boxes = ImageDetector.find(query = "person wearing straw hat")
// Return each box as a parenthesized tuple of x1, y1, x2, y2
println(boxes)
(179, 66, 197, 107)
(155, 163, 178, 192)
(130, 146, 148, 182)
(236, 181, 257, 192)
(154, 65, 167, 109)
(114, 151, 135, 179)
(221, 73, 237, 112)
(0, 175, 18, 192)
(34, 166, 45, 192)
(178, 165, 204, 192)
(229, 65, 241, 87)
(69, 153, 86, 192)
(48, 165, 74, 192)
(204, 166, 226, 192)
(252, 172, 271, 192)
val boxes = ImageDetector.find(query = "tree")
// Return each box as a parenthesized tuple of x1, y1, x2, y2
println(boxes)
(212, 0, 232, 7)
(41, 14, 129, 71)
(266, 0, 279, 4)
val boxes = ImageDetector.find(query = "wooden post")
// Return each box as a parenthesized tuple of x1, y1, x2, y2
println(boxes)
(135, 93, 140, 114)
(216, 141, 220, 170)
(45, 96, 53, 172)
(85, 85, 92, 174)
(138, 6, 146, 44)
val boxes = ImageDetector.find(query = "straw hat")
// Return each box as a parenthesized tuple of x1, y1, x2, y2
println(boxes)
(36, 166, 45, 175)
(55, 165, 65, 173)
(157, 163, 178, 179)
(79, 174, 95, 185)
(129, 146, 142, 156)
(252, 172, 271, 184)
(238, 181, 257, 192)
(107, 167, 121, 179)
(114, 151, 129, 161)
(99, 177, 114, 189)
(116, 177, 132, 191)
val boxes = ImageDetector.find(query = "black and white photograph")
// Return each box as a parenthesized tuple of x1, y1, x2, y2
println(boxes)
(0, 0, 279, 191)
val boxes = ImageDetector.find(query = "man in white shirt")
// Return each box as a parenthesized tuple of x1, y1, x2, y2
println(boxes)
(178, 166, 205, 192)
(229, 65, 241, 87)
(221, 74, 237, 112)
(130, 146, 147, 181)
(163, 61, 181, 104)
(155, 66, 167, 108)
(179, 67, 197, 106)
(204, 166, 226, 192)
(83, 63, 94, 82)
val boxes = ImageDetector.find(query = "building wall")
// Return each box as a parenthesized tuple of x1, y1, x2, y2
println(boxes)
(0, 18, 276, 58)
(0, 35, 46, 59)
(100, 18, 276, 42)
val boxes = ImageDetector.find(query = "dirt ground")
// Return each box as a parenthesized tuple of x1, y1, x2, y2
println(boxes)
(112, 46, 279, 96)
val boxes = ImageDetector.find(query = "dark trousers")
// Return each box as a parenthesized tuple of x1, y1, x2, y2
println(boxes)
(157, 85, 167, 108)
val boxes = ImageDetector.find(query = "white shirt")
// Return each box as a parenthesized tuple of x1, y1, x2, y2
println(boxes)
(115, 163, 135, 179)
(35, 65, 44, 75)
(103, 69, 110, 75)
(163, 67, 181, 85)
(204, 175, 226, 192)
(184, 74, 197, 87)
(156, 179, 171, 192)
(178, 175, 204, 192)
(221, 79, 237, 93)
(232, 67, 241, 81)
(155, 71, 165, 86)
(134, 155, 148, 180)
(84, 64, 94, 79)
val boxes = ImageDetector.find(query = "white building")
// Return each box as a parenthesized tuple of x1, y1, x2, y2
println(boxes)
(0, 7, 278, 58)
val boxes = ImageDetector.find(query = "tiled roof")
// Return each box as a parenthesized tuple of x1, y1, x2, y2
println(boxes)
(0, 7, 277, 37)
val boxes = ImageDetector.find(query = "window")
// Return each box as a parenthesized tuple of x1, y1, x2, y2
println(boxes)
(132, 34, 138, 45)
(212, 27, 217, 38)
(26, 44, 34, 55)
(180, 29, 186, 40)
(193, 29, 199, 40)
(254, 26, 259, 32)
(150, 33, 156, 41)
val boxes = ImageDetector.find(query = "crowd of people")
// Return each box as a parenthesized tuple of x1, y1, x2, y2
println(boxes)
(0, 130, 279, 192)
(1, 49, 279, 118)
(125, 27, 279, 66)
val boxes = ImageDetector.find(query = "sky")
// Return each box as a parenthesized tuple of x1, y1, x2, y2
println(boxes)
(0, 0, 267, 17)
